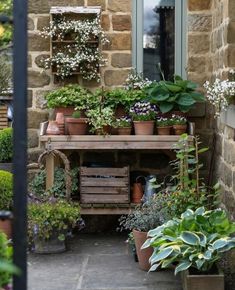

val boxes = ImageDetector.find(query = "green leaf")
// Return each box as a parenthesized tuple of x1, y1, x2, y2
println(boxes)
(174, 261, 192, 275)
(159, 102, 174, 113)
(191, 92, 205, 101)
(0, 260, 20, 275)
(142, 238, 152, 249)
(196, 258, 204, 270)
(198, 148, 209, 154)
(196, 232, 207, 247)
(149, 263, 161, 272)
(195, 207, 205, 215)
(180, 231, 200, 245)
(150, 247, 174, 264)
(148, 225, 165, 238)
(176, 93, 196, 106)
(58, 234, 65, 241)
(212, 238, 229, 250)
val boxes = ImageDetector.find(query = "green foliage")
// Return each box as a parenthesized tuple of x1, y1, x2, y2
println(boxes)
(0, 0, 13, 47)
(0, 128, 13, 163)
(72, 111, 81, 118)
(29, 167, 79, 198)
(0, 55, 12, 95)
(146, 75, 205, 113)
(0, 170, 12, 210)
(143, 207, 235, 274)
(28, 200, 80, 242)
(45, 84, 93, 109)
(156, 117, 172, 127)
(119, 195, 170, 233)
(166, 134, 219, 218)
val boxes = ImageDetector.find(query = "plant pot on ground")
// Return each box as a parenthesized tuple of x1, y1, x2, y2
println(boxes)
(171, 114, 187, 135)
(66, 111, 88, 135)
(156, 117, 172, 135)
(0, 128, 13, 173)
(115, 117, 132, 135)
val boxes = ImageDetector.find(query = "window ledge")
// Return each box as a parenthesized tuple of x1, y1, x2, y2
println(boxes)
(221, 105, 235, 129)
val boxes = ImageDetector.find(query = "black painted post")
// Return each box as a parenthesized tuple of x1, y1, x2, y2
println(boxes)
(12, 0, 28, 289)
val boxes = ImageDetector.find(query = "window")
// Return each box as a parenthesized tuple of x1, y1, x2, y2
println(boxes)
(132, 0, 187, 80)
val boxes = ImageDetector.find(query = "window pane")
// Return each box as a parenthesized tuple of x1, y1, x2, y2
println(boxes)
(143, 0, 175, 81)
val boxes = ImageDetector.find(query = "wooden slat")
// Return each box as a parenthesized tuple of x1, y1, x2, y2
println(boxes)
(80, 167, 128, 176)
(81, 194, 129, 204)
(80, 187, 129, 194)
(81, 177, 128, 187)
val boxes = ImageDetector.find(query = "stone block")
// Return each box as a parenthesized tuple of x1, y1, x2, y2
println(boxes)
(139, 153, 170, 170)
(187, 72, 208, 86)
(221, 189, 235, 218)
(28, 0, 84, 13)
(111, 53, 132, 68)
(108, 0, 131, 13)
(28, 148, 44, 163)
(104, 69, 130, 86)
(28, 129, 39, 148)
(229, 0, 235, 21)
(28, 90, 33, 108)
(35, 90, 51, 109)
(101, 14, 110, 31)
(28, 17, 34, 30)
(188, 34, 210, 54)
(188, 14, 212, 32)
(227, 21, 235, 44)
(37, 16, 50, 31)
(28, 109, 48, 129)
(224, 141, 235, 166)
(223, 163, 233, 188)
(28, 70, 50, 88)
(188, 56, 206, 73)
(104, 33, 131, 50)
(87, 0, 106, 10)
(112, 15, 131, 31)
(28, 55, 32, 67)
(28, 32, 50, 51)
(35, 54, 50, 68)
(188, 0, 211, 11)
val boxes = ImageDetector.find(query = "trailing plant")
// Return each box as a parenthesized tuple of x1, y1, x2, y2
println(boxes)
(28, 199, 81, 242)
(143, 207, 235, 274)
(29, 167, 79, 199)
(171, 114, 187, 125)
(156, 117, 172, 127)
(0, 128, 13, 163)
(0, 170, 12, 210)
(130, 101, 158, 121)
(146, 75, 205, 113)
(115, 116, 132, 128)
(45, 84, 92, 109)
(124, 69, 152, 90)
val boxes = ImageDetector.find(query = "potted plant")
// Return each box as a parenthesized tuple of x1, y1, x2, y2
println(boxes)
(86, 106, 114, 135)
(119, 195, 170, 271)
(171, 114, 187, 135)
(0, 128, 13, 172)
(143, 207, 235, 290)
(0, 170, 13, 238)
(28, 199, 81, 254)
(115, 117, 132, 135)
(66, 111, 88, 135)
(146, 75, 205, 114)
(130, 101, 158, 135)
(156, 117, 172, 135)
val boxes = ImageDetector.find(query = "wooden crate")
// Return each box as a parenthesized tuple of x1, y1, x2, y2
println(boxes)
(80, 166, 130, 204)
(0, 105, 8, 129)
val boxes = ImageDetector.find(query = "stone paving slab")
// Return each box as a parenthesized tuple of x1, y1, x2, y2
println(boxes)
(28, 233, 182, 290)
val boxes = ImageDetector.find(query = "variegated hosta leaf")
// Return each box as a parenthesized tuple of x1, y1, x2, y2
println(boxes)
(174, 261, 192, 275)
(148, 225, 165, 238)
(149, 262, 161, 272)
(149, 247, 174, 264)
(212, 238, 229, 250)
(180, 231, 200, 246)
(196, 232, 207, 247)
(181, 209, 194, 219)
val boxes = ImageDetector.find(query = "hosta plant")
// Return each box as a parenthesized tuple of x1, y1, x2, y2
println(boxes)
(142, 207, 235, 274)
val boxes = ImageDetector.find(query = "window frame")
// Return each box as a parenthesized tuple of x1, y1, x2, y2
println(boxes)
(132, 0, 187, 79)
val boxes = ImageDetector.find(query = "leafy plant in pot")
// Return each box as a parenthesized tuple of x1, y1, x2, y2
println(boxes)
(156, 117, 172, 135)
(171, 115, 187, 135)
(66, 111, 88, 135)
(142, 207, 235, 290)
(119, 195, 170, 271)
(28, 199, 81, 254)
(130, 101, 158, 135)
(0, 128, 13, 172)
(115, 117, 132, 135)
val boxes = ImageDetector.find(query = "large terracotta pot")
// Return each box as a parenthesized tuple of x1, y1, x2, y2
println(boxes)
(157, 126, 172, 135)
(173, 124, 187, 135)
(133, 229, 153, 271)
(133, 121, 154, 135)
(66, 118, 88, 135)
(117, 127, 132, 135)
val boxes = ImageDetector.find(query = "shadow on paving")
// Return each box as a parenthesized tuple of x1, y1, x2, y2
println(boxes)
(28, 233, 182, 290)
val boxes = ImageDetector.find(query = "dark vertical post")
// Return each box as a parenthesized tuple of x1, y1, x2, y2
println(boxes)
(12, 0, 28, 289)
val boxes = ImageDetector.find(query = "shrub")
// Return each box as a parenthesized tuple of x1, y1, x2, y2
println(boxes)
(0, 128, 13, 163)
(0, 232, 13, 287)
(0, 170, 13, 210)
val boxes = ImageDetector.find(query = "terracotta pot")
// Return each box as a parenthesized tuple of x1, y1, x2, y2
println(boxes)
(132, 183, 143, 203)
(133, 229, 153, 271)
(117, 127, 132, 135)
(66, 118, 88, 135)
(96, 125, 111, 135)
(0, 219, 12, 239)
(173, 124, 187, 135)
(133, 121, 154, 135)
(46, 121, 60, 135)
(157, 126, 172, 135)
(54, 107, 75, 116)
(56, 113, 65, 135)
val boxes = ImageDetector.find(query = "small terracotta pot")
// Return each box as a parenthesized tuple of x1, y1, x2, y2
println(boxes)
(56, 113, 65, 135)
(157, 126, 172, 135)
(0, 219, 12, 239)
(96, 125, 111, 135)
(173, 124, 187, 135)
(132, 183, 143, 203)
(117, 127, 132, 135)
(66, 118, 88, 135)
(46, 121, 60, 135)
(133, 121, 154, 135)
(133, 229, 153, 271)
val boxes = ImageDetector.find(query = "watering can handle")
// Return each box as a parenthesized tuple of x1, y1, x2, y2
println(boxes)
(135, 175, 145, 183)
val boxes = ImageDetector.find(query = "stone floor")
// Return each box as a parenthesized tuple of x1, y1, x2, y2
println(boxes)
(28, 233, 182, 290)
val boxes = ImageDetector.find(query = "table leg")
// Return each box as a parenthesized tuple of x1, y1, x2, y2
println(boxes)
(46, 153, 54, 190)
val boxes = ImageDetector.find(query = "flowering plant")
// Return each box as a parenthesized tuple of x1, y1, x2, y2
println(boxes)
(203, 76, 235, 118)
(130, 101, 157, 121)
(156, 117, 172, 127)
(124, 69, 152, 90)
(40, 17, 109, 81)
(171, 114, 187, 125)
(86, 107, 114, 134)
(115, 117, 132, 128)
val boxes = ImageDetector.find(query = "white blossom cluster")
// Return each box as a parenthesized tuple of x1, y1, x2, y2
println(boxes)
(124, 69, 152, 90)
(203, 78, 235, 118)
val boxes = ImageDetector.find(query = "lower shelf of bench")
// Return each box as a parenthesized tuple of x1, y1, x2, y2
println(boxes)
(80, 203, 137, 215)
